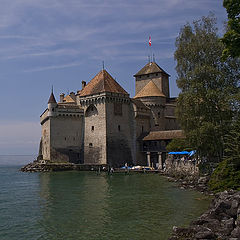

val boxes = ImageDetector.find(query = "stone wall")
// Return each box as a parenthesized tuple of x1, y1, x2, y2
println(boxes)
(82, 101, 107, 165)
(41, 118, 51, 160)
(106, 97, 136, 167)
(50, 115, 84, 163)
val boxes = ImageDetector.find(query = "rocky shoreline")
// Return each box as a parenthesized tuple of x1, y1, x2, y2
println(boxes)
(164, 173, 211, 194)
(20, 161, 107, 172)
(169, 190, 240, 240)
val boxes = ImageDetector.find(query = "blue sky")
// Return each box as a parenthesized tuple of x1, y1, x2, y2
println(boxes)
(0, 0, 227, 155)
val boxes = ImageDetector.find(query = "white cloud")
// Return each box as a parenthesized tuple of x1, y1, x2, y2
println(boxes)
(23, 61, 84, 72)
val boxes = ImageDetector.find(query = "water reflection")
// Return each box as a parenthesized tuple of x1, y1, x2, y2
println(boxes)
(38, 172, 210, 240)
(39, 172, 110, 239)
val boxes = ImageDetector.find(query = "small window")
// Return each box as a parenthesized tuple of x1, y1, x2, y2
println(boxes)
(156, 73, 158, 76)
(65, 137, 67, 141)
(142, 126, 144, 132)
(158, 112, 161, 118)
(52, 108, 54, 111)
(89, 143, 93, 147)
(91, 126, 94, 131)
(118, 125, 121, 131)
(73, 137, 75, 141)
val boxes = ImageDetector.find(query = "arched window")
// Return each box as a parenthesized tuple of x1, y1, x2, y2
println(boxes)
(85, 105, 98, 117)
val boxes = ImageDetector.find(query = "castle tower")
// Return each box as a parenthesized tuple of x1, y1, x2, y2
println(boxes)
(134, 61, 170, 98)
(39, 89, 84, 163)
(77, 69, 136, 167)
(48, 89, 57, 117)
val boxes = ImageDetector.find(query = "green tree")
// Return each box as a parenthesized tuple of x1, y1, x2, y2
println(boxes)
(224, 116, 240, 169)
(222, 0, 240, 58)
(166, 138, 192, 152)
(174, 14, 240, 162)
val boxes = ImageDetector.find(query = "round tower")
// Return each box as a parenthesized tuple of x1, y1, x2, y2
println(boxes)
(48, 89, 57, 117)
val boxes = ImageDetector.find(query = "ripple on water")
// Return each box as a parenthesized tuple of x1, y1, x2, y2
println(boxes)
(0, 167, 210, 240)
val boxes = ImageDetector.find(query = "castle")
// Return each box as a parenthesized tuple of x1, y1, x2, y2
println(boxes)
(38, 61, 184, 168)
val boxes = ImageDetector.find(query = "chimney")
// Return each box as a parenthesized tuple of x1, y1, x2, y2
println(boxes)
(70, 92, 76, 101)
(82, 81, 86, 89)
(60, 93, 65, 103)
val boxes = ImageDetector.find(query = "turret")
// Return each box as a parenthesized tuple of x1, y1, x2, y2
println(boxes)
(48, 89, 57, 117)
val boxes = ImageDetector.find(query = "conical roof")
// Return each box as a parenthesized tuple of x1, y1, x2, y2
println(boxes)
(79, 70, 128, 97)
(134, 62, 169, 77)
(48, 92, 57, 103)
(134, 80, 165, 98)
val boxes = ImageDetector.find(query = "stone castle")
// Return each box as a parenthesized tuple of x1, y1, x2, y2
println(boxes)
(38, 61, 184, 168)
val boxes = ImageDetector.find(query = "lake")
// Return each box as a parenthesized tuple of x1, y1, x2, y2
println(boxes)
(0, 156, 210, 240)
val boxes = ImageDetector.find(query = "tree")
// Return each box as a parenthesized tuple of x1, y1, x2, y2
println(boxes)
(224, 116, 240, 169)
(222, 0, 240, 58)
(174, 14, 240, 162)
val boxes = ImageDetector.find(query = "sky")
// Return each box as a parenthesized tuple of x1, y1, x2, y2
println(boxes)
(0, 0, 228, 155)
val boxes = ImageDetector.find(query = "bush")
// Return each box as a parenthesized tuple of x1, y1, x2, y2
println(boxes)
(208, 159, 240, 192)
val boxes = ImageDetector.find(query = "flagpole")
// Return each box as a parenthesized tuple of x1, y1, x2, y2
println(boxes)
(149, 36, 152, 63)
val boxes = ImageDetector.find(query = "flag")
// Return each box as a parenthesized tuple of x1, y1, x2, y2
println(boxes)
(149, 36, 151, 46)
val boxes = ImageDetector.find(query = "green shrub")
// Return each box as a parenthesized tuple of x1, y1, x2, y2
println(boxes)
(208, 159, 240, 192)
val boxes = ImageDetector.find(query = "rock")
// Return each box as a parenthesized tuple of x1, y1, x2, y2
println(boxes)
(231, 226, 240, 238)
(198, 176, 208, 184)
(195, 229, 215, 239)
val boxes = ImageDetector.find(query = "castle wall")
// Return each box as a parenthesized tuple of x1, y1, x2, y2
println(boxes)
(165, 103, 180, 130)
(138, 97, 167, 131)
(135, 115, 151, 165)
(50, 115, 84, 163)
(106, 97, 136, 167)
(81, 101, 107, 165)
(41, 118, 51, 161)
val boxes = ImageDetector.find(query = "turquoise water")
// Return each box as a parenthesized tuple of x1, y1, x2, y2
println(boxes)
(0, 156, 210, 240)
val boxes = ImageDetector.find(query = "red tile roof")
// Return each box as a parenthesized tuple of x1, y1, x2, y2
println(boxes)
(133, 80, 165, 98)
(79, 70, 128, 97)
